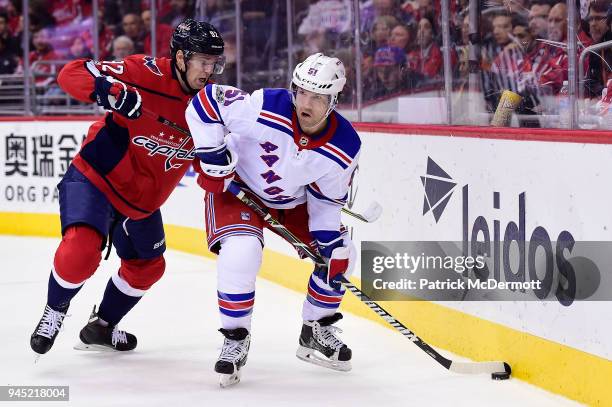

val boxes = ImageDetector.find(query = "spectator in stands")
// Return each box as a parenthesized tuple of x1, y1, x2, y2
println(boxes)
(66, 36, 92, 59)
(492, 12, 513, 50)
(547, 1, 566, 43)
(585, 0, 612, 97)
(482, 11, 515, 73)
(491, 15, 549, 126)
(122, 13, 145, 53)
(111, 35, 134, 60)
(30, 28, 60, 92)
(141, 9, 172, 57)
(0, 12, 18, 55)
(0, 35, 18, 74)
(362, 15, 399, 86)
(545, 1, 591, 45)
(389, 23, 414, 56)
(407, 15, 443, 80)
(160, 0, 193, 29)
(364, 15, 399, 56)
(367, 45, 409, 100)
(539, 2, 592, 94)
(528, 0, 551, 39)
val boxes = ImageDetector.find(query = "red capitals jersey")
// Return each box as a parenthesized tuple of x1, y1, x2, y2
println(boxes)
(57, 55, 197, 219)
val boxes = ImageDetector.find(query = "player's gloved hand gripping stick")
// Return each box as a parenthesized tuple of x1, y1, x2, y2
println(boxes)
(225, 181, 512, 380)
(94, 76, 142, 120)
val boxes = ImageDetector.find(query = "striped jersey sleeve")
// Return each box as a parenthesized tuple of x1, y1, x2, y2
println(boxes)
(185, 84, 258, 151)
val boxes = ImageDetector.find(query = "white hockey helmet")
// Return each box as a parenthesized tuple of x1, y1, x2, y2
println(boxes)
(291, 52, 347, 118)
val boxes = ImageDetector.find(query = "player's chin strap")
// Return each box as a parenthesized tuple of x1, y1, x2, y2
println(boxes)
(224, 180, 512, 379)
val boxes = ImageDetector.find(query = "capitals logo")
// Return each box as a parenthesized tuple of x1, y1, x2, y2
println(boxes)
(132, 136, 195, 171)
(143, 56, 163, 76)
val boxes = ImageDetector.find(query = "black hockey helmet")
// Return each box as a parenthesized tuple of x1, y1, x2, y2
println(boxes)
(170, 19, 225, 71)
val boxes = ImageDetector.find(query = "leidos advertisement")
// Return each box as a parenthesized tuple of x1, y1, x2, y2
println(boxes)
(353, 133, 612, 359)
(358, 157, 609, 307)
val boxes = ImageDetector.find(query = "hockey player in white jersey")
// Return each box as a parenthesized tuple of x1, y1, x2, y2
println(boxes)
(185, 53, 360, 387)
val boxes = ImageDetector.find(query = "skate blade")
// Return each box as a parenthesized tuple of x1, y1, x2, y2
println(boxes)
(296, 346, 351, 372)
(73, 340, 117, 352)
(219, 371, 241, 388)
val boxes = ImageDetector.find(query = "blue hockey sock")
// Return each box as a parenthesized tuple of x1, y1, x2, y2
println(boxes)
(46, 270, 83, 312)
(97, 277, 142, 326)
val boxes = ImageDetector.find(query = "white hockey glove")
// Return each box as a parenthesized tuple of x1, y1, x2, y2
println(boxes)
(193, 144, 238, 193)
(314, 237, 356, 289)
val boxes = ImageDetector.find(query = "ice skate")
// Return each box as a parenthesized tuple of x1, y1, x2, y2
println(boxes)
(215, 327, 251, 387)
(31, 305, 68, 355)
(296, 313, 352, 372)
(74, 306, 137, 352)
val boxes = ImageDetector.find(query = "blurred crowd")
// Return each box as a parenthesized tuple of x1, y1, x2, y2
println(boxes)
(0, 0, 611, 122)
(0, 0, 195, 74)
(294, 0, 612, 124)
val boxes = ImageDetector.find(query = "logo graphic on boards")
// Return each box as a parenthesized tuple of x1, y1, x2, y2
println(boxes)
(421, 157, 456, 222)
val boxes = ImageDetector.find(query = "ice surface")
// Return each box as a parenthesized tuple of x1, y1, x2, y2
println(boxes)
(0, 236, 580, 407)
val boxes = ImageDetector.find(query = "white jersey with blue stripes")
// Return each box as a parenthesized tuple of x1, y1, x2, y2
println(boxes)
(185, 84, 361, 233)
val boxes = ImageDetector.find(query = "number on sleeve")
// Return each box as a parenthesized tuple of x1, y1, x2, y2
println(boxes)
(100, 61, 125, 75)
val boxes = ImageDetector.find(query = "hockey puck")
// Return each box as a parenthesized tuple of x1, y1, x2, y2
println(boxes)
(491, 362, 512, 380)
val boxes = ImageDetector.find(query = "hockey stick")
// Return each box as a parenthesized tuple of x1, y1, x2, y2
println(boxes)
(342, 201, 382, 223)
(226, 181, 512, 379)
(141, 107, 381, 223)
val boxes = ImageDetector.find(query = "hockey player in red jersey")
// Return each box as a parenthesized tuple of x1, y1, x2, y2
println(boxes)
(30, 19, 225, 355)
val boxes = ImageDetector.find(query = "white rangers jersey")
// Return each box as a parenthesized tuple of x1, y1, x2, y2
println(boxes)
(185, 84, 361, 234)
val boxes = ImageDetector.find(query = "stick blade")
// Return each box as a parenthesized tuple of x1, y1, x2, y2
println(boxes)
(448, 360, 510, 375)
(362, 201, 383, 222)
